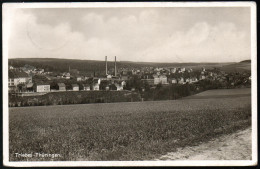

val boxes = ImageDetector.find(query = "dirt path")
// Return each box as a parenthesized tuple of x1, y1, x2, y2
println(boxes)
(156, 127, 252, 160)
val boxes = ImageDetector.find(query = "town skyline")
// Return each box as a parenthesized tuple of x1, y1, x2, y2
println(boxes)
(6, 7, 251, 63)
(8, 57, 249, 64)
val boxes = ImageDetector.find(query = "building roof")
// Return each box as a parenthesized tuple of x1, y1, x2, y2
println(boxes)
(82, 84, 90, 87)
(93, 79, 100, 83)
(72, 84, 79, 87)
(159, 75, 167, 78)
(141, 79, 154, 82)
(153, 74, 159, 78)
(9, 70, 29, 78)
(57, 83, 66, 87)
(26, 83, 34, 88)
(35, 83, 50, 86)
(115, 83, 122, 87)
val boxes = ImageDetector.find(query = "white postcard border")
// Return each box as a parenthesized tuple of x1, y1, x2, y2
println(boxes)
(2, 1, 257, 167)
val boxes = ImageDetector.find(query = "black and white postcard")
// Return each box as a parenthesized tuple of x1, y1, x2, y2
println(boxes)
(2, 2, 257, 167)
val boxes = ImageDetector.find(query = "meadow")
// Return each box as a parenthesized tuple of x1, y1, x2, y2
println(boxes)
(192, 88, 251, 96)
(9, 88, 251, 161)
(182, 88, 251, 99)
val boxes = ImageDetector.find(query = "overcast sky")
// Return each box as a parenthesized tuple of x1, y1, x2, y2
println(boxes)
(6, 7, 251, 62)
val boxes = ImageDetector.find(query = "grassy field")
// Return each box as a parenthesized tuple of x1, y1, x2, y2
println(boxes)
(9, 88, 251, 161)
(182, 88, 251, 99)
(193, 88, 251, 96)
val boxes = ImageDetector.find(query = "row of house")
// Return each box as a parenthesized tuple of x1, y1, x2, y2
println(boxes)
(15, 82, 125, 93)
(141, 75, 199, 85)
(8, 70, 32, 92)
(23, 83, 81, 93)
(12, 78, 126, 93)
(16, 64, 49, 75)
(8, 68, 127, 93)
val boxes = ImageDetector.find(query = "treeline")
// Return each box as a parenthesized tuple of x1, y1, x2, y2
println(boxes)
(9, 91, 141, 107)
(140, 79, 250, 101)
(9, 58, 109, 74)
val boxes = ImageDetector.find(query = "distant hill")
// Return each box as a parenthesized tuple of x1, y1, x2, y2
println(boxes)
(219, 61, 251, 73)
(240, 60, 251, 63)
(8, 58, 249, 74)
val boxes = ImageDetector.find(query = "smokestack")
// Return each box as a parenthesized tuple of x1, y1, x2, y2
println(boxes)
(105, 56, 108, 75)
(114, 56, 117, 76)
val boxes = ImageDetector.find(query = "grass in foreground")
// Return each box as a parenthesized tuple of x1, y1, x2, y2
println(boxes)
(9, 94, 251, 161)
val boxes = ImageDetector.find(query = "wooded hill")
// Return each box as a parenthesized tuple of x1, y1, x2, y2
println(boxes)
(8, 58, 250, 74)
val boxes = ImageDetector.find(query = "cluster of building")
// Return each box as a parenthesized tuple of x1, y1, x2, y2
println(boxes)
(8, 70, 33, 92)
(8, 56, 126, 93)
(10, 64, 51, 75)
(141, 75, 200, 86)
(8, 77, 127, 93)
(8, 56, 251, 94)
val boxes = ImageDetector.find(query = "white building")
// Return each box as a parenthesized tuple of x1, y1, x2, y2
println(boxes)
(82, 84, 91, 91)
(35, 84, 50, 93)
(57, 83, 66, 91)
(34, 69, 44, 74)
(154, 75, 168, 85)
(63, 72, 70, 79)
(8, 70, 32, 86)
(121, 81, 126, 87)
(93, 78, 101, 85)
(115, 84, 123, 91)
(8, 70, 32, 92)
(93, 83, 100, 91)
(77, 77, 82, 81)
(199, 75, 206, 80)
(107, 75, 112, 79)
(190, 77, 198, 83)
(171, 78, 177, 84)
(178, 77, 185, 84)
(171, 68, 177, 74)
(72, 84, 79, 91)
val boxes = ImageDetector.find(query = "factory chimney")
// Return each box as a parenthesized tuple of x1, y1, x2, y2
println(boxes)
(105, 56, 108, 75)
(114, 56, 117, 76)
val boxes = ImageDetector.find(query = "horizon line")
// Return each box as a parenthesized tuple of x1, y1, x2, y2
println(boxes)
(8, 57, 250, 64)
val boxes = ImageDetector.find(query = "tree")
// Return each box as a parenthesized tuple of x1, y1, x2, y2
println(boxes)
(17, 84, 26, 92)
(127, 75, 142, 91)
(143, 81, 150, 92)
(109, 84, 117, 91)
(100, 80, 109, 90)
(156, 83, 162, 90)
(78, 82, 84, 90)
(32, 75, 49, 83)
(50, 80, 58, 90)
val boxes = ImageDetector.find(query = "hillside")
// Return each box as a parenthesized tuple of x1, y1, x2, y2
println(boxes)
(8, 58, 249, 74)
(219, 61, 251, 73)
(240, 60, 251, 63)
